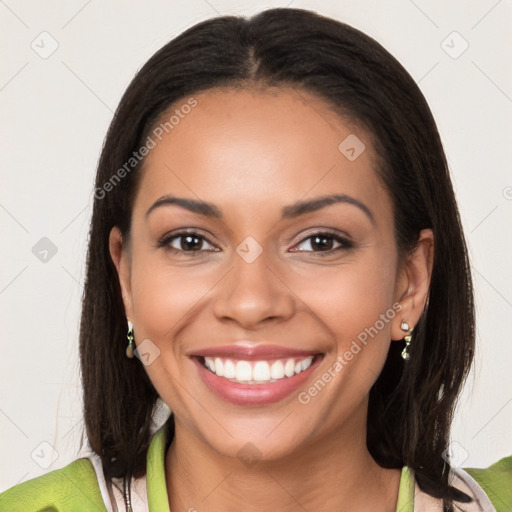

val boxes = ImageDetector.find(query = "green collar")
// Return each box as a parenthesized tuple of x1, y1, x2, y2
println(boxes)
(396, 466, 415, 511)
(146, 422, 172, 512)
(145, 422, 415, 512)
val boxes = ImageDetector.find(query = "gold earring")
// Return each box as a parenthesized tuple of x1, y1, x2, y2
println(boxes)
(126, 320, 135, 359)
(400, 320, 414, 360)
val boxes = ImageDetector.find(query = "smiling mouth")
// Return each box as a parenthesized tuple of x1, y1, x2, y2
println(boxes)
(196, 354, 323, 385)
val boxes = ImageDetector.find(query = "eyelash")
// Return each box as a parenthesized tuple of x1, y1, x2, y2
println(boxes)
(157, 229, 354, 257)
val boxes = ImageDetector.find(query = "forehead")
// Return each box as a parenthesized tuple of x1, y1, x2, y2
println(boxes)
(135, 86, 390, 223)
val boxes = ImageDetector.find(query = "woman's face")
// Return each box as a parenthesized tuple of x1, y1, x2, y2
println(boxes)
(110, 86, 432, 462)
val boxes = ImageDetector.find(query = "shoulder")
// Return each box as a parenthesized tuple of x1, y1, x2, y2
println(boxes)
(463, 455, 512, 512)
(0, 457, 106, 512)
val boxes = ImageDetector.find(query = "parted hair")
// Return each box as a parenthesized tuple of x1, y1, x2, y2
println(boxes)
(79, 8, 475, 510)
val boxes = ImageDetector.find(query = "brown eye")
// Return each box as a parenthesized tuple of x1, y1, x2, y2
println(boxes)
(174, 234, 204, 251)
(291, 232, 353, 255)
(158, 231, 218, 255)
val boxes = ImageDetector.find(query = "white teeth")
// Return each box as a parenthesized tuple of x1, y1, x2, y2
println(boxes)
(214, 357, 224, 377)
(202, 355, 316, 383)
(301, 357, 313, 371)
(204, 357, 215, 372)
(224, 359, 236, 379)
(235, 361, 252, 381)
(270, 360, 285, 379)
(253, 361, 270, 381)
(284, 359, 295, 377)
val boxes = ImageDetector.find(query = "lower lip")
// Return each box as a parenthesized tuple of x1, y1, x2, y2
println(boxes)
(193, 355, 323, 406)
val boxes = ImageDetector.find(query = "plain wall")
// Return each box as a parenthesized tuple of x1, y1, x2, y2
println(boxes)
(1, 0, 511, 490)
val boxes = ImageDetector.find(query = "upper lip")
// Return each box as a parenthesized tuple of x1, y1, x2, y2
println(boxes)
(189, 343, 320, 360)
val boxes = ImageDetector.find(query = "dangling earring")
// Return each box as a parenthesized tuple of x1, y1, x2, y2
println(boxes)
(126, 320, 135, 359)
(400, 320, 414, 360)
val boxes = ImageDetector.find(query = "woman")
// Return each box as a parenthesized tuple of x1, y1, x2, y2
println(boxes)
(1, 7, 510, 512)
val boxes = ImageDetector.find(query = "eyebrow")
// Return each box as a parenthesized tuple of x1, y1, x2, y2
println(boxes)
(145, 193, 375, 224)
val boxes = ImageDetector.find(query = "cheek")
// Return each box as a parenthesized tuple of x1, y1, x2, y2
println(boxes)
(127, 252, 218, 403)
(292, 254, 399, 418)
(129, 256, 213, 343)
(289, 251, 397, 344)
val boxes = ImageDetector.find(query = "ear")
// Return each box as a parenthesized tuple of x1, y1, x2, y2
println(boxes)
(391, 229, 434, 341)
(109, 226, 134, 322)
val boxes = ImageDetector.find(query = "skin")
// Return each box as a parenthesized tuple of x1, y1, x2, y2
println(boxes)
(110, 86, 434, 511)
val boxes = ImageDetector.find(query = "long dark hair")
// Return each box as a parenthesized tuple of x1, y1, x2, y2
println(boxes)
(79, 7, 474, 509)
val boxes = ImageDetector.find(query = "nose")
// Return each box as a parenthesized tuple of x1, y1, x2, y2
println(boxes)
(212, 247, 295, 330)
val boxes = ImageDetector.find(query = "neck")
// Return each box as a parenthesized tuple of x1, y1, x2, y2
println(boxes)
(165, 408, 401, 512)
